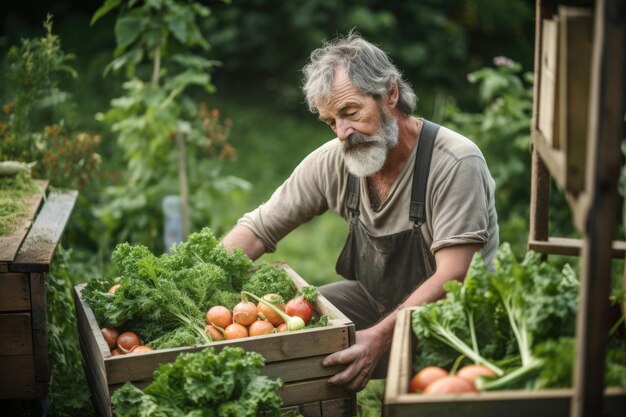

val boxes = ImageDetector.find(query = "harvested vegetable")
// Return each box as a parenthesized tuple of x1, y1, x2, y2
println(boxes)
(249, 320, 276, 337)
(258, 293, 286, 326)
(242, 263, 297, 301)
(410, 366, 448, 393)
(101, 327, 119, 350)
(243, 291, 305, 331)
(285, 295, 315, 324)
(111, 347, 294, 417)
(423, 375, 476, 395)
(206, 305, 232, 329)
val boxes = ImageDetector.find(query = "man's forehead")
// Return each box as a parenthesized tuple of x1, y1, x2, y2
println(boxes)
(316, 67, 364, 116)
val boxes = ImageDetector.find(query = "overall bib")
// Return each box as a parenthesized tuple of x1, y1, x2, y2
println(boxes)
(335, 120, 440, 317)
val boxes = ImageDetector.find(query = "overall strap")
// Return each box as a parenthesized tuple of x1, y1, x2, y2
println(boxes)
(409, 120, 440, 227)
(345, 170, 360, 217)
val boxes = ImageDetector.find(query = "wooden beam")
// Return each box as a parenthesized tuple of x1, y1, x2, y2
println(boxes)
(528, 237, 626, 258)
(571, 1, 625, 417)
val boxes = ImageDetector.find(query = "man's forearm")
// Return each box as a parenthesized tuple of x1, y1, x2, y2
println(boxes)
(221, 225, 267, 261)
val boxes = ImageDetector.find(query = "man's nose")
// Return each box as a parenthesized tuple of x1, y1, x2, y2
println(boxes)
(335, 118, 354, 142)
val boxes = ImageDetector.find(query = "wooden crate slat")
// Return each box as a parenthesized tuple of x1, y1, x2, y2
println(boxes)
(0, 272, 30, 311)
(30, 272, 50, 385)
(0, 180, 48, 267)
(0, 313, 33, 355)
(278, 379, 351, 408)
(0, 355, 36, 399)
(11, 190, 78, 272)
(321, 397, 354, 417)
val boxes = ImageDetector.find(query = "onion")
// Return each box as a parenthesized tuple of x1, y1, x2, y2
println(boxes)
(101, 327, 120, 350)
(242, 291, 305, 331)
(117, 331, 140, 353)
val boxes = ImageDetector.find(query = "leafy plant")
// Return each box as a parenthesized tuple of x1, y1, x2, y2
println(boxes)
(111, 346, 296, 417)
(92, 0, 249, 251)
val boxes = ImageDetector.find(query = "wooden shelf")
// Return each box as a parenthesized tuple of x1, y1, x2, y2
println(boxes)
(529, 1, 625, 417)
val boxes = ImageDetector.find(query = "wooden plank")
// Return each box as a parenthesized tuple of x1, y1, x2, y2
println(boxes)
(528, 145, 551, 246)
(0, 180, 48, 267)
(528, 237, 626, 258)
(572, 1, 625, 416)
(11, 189, 78, 272)
(532, 129, 566, 191)
(278, 379, 351, 407)
(299, 402, 322, 417)
(0, 313, 33, 355)
(0, 355, 36, 399)
(0, 272, 30, 311)
(537, 17, 560, 148)
(80, 334, 114, 417)
(30, 272, 49, 392)
(321, 397, 354, 417)
(103, 326, 350, 385)
(558, 6, 592, 194)
(384, 308, 413, 409)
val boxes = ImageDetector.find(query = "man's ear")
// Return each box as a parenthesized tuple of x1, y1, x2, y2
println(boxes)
(387, 82, 399, 108)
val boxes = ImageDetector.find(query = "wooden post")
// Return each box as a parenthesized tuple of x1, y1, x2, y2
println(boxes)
(571, 1, 625, 417)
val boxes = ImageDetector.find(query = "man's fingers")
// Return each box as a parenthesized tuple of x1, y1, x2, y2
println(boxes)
(322, 346, 357, 367)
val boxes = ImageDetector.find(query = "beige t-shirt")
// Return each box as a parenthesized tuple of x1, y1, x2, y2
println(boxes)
(237, 124, 499, 267)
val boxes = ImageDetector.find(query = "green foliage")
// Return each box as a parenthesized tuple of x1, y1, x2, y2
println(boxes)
(0, 173, 39, 235)
(410, 244, 624, 392)
(81, 228, 251, 348)
(93, 0, 249, 251)
(439, 59, 534, 257)
(0, 14, 77, 161)
(356, 379, 385, 417)
(111, 346, 294, 417)
(242, 263, 298, 301)
(46, 246, 95, 416)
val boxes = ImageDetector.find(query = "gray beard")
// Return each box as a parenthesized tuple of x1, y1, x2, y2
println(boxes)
(343, 117, 399, 177)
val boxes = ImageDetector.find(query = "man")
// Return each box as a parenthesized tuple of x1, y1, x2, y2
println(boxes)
(222, 33, 499, 391)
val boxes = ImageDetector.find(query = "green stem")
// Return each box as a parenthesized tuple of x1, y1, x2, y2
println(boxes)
(476, 359, 543, 391)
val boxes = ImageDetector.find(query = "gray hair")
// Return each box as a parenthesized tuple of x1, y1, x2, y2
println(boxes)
(302, 33, 417, 115)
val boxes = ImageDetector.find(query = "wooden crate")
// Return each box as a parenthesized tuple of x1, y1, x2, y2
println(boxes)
(383, 308, 626, 417)
(74, 263, 357, 417)
(0, 181, 78, 399)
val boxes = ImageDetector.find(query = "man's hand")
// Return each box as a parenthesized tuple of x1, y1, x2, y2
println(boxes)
(322, 327, 388, 391)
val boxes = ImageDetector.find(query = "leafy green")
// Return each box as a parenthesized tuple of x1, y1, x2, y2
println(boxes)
(112, 347, 296, 417)
(82, 228, 251, 348)
(242, 263, 297, 301)
(412, 243, 586, 390)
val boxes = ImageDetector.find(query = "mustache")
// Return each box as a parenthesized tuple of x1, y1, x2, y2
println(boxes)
(345, 132, 378, 151)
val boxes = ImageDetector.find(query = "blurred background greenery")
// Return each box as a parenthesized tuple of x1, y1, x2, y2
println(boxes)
(1, 0, 595, 415)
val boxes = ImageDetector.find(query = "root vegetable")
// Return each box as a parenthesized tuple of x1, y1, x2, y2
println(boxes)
(204, 324, 225, 341)
(410, 366, 448, 393)
(101, 327, 120, 350)
(206, 305, 232, 329)
(130, 345, 153, 353)
(224, 323, 248, 340)
(423, 375, 477, 395)
(117, 331, 140, 353)
(249, 320, 276, 337)
(457, 364, 497, 385)
(285, 296, 314, 324)
(257, 293, 285, 326)
(233, 300, 257, 326)
(111, 348, 125, 356)
(108, 283, 121, 295)
(242, 291, 305, 331)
